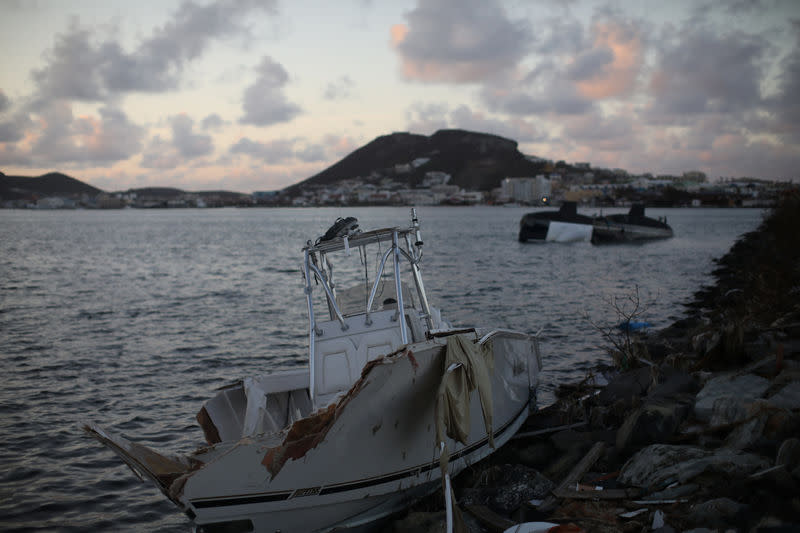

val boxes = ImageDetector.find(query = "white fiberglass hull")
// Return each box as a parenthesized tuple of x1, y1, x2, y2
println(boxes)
(88, 331, 539, 533)
(545, 221, 593, 242)
(184, 332, 537, 532)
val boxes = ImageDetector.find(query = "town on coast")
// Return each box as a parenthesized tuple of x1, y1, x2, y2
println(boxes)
(1, 130, 795, 210)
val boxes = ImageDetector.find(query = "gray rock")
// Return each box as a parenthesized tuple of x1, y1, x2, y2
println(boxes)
(619, 444, 708, 489)
(694, 373, 770, 422)
(619, 444, 768, 489)
(596, 366, 652, 407)
(616, 398, 689, 451)
(686, 497, 748, 529)
(487, 464, 554, 514)
(767, 381, 800, 410)
(647, 483, 699, 500)
(776, 438, 800, 469)
(709, 396, 762, 427)
(648, 367, 697, 399)
(724, 412, 768, 450)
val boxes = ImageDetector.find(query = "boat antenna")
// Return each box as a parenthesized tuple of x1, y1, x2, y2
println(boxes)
(411, 208, 423, 248)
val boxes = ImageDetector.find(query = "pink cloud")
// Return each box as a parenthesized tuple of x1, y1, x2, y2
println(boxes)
(574, 21, 644, 100)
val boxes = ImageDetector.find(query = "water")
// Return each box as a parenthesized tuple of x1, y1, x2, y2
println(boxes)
(0, 206, 764, 531)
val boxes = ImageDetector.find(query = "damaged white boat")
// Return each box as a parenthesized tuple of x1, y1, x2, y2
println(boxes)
(85, 209, 542, 533)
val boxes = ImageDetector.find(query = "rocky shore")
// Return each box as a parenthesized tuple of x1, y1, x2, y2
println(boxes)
(391, 191, 800, 533)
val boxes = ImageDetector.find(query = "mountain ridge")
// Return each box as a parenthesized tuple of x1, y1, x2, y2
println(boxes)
(286, 129, 546, 193)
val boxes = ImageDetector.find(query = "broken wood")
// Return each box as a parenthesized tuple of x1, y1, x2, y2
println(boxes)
(538, 441, 605, 513)
(511, 421, 588, 440)
(553, 487, 641, 500)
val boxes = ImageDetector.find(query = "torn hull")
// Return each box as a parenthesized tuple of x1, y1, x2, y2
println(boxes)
(88, 331, 538, 532)
(85, 213, 542, 533)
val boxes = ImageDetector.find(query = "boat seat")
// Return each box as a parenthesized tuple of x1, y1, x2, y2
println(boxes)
(313, 309, 407, 406)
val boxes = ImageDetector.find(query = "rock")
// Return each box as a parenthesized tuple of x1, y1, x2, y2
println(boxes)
(710, 396, 766, 427)
(618, 444, 768, 490)
(776, 438, 800, 470)
(763, 410, 800, 441)
(724, 412, 769, 450)
(767, 381, 800, 410)
(694, 373, 770, 422)
(460, 464, 554, 516)
(619, 444, 708, 489)
(487, 464, 554, 514)
(616, 398, 689, 451)
(646, 483, 698, 500)
(686, 497, 749, 529)
(595, 366, 652, 407)
(647, 367, 697, 399)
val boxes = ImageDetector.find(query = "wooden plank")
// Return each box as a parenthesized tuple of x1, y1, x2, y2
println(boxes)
(538, 441, 606, 513)
(552, 487, 640, 500)
(511, 422, 588, 440)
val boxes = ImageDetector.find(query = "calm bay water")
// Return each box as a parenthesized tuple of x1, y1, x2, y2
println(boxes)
(0, 206, 763, 531)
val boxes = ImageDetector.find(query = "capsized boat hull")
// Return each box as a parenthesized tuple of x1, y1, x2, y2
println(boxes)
(519, 202, 594, 243)
(591, 204, 674, 243)
(591, 221, 674, 243)
(88, 331, 540, 533)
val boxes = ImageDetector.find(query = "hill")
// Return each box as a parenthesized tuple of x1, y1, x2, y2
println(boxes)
(285, 129, 547, 194)
(0, 172, 103, 201)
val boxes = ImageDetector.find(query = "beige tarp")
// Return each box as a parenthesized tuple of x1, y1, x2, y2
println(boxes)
(435, 333, 494, 449)
(434, 333, 495, 533)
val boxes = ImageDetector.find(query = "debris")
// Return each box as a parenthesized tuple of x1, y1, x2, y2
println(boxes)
(651, 509, 665, 529)
(538, 442, 604, 512)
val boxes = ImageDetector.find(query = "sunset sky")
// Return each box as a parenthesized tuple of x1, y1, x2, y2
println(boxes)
(1, 0, 798, 192)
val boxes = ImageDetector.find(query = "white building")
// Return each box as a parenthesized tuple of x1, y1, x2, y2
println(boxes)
(501, 175, 551, 204)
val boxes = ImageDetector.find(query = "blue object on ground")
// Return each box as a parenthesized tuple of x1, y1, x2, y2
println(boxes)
(617, 320, 651, 331)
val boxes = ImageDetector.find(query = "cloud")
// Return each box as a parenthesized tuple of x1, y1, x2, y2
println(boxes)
(572, 20, 645, 99)
(31, 23, 106, 103)
(405, 102, 542, 143)
(0, 143, 32, 166)
(27, 102, 144, 164)
(764, 21, 800, 142)
(476, 17, 645, 117)
(0, 90, 10, 113)
(391, 0, 532, 83)
(323, 75, 355, 100)
(140, 135, 182, 169)
(170, 114, 213, 157)
(230, 137, 296, 163)
(561, 110, 639, 152)
(0, 109, 33, 144)
(228, 134, 356, 165)
(481, 78, 594, 116)
(647, 26, 768, 118)
(239, 56, 302, 126)
(29, 0, 278, 104)
(139, 113, 214, 168)
(296, 144, 327, 162)
(201, 113, 225, 130)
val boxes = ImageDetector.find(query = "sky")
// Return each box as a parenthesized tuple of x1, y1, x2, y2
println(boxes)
(1, 0, 799, 193)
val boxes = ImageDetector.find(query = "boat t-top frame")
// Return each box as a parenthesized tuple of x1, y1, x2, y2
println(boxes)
(302, 209, 434, 400)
